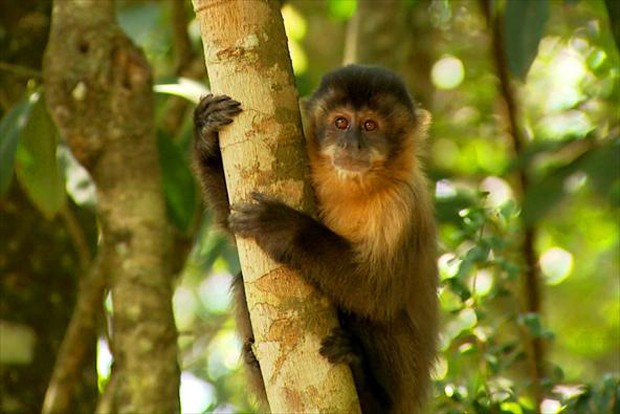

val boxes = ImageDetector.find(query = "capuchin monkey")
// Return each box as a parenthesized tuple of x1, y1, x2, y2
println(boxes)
(193, 65, 438, 414)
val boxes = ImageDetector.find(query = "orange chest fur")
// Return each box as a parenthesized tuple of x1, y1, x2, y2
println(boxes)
(313, 170, 412, 262)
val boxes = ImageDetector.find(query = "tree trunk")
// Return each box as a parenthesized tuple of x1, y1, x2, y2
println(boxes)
(192, 1, 360, 412)
(43, 1, 179, 413)
(344, 0, 436, 107)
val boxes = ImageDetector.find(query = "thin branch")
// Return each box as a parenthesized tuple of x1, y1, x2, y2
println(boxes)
(95, 368, 118, 414)
(42, 251, 108, 414)
(59, 205, 92, 272)
(161, 0, 206, 137)
(479, 0, 545, 408)
(170, 0, 193, 74)
(0, 61, 42, 78)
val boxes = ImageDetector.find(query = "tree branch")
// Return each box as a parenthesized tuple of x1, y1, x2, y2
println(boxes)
(44, 0, 180, 412)
(479, 0, 545, 407)
(42, 251, 107, 414)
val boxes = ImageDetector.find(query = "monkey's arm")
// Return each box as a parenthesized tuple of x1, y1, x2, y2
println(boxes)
(193, 94, 242, 231)
(229, 193, 404, 321)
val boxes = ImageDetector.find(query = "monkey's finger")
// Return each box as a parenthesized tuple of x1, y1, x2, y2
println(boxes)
(196, 93, 214, 105)
(208, 112, 236, 125)
(196, 94, 241, 116)
(210, 95, 242, 108)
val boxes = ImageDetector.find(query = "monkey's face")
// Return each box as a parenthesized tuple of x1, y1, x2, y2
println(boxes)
(317, 107, 389, 176)
(311, 102, 415, 179)
(306, 65, 421, 180)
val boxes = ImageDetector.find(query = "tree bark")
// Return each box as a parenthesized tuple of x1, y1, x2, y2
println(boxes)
(192, 1, 360, 412)
(43, 1, 179, 413)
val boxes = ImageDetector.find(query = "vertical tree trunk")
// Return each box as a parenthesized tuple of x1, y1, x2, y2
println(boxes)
(192, 1, 360, 412)
(43, 1, 179, 413)
(344, 0, 436, 107)
(479, 0, 545, 407)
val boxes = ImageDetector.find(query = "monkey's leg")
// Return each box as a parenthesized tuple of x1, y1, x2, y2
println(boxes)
(320, 325, 391, 413)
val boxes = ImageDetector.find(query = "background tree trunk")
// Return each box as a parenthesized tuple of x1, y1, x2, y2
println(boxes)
(192, 1, 360, 412)
(0, 3, 98, 413)
(43, 1, 179, 413)
(344, 0, 436, 107)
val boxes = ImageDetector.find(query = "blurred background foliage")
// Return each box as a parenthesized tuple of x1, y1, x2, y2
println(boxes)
(0, 0, 618, 413)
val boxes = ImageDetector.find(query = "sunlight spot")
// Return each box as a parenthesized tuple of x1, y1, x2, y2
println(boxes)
(470, 269, 493, 297)
(553, 384, 587, 400)
(436, 179, 457, 198)
(540, 399, 563, 413)
(431, 55, 465, 90)
(180, 372, 214, 414)
(208, 331, 242, 379)
(480, 176, 514, 207)
(438, 253, 461, 280)
(544, 53, 586, 112)
(199, 272, 233, 314)
(537, 110, 593, 139)
(173, 286, 198, 330)
(97, 338, 112, 391)
(540, 247, 573, 285)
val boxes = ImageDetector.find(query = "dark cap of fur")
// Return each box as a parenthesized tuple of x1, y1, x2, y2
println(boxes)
(308, 65, 414, 113)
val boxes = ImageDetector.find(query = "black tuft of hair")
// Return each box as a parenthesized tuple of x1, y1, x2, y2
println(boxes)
(309, 65, 414, 112)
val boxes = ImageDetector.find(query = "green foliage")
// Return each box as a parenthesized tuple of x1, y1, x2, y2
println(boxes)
(429, 0, 618, 412)
(0, 94, 30, 195)
(504, 0, 550, 80)
(156, 130, 198, 234)
(327, 0, 356, 21)
(1, 91, 66, 218)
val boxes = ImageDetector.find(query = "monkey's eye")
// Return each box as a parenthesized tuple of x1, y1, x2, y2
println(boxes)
(334, 117, 349, 130)
(363, 120, 377, 131)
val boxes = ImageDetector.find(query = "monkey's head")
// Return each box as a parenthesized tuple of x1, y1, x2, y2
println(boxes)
(305, 65, 429, 180)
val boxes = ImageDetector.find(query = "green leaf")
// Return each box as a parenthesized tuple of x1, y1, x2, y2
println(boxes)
(522, 170, 566, 225)
(156, 131, 197, 233)
(518, 312, 552, 339)
(14, 93, 66, 218)
(578, 139, 620, 206)
(0, 95, 32, 196)
(504, 0, 549, 80)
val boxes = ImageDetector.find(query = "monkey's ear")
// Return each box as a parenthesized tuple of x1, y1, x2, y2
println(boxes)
(416, 108, 432, 131)
(299, 96, 310, 112)
(414, 109, 432, 144)
(299, 96, 313, 138)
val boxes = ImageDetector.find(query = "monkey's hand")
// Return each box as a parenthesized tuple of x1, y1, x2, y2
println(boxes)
(229, 192, 312, 264)
(194, 94, 242, 158)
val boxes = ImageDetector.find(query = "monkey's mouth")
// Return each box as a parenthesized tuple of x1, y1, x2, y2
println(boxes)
(331, 154, 371, 173)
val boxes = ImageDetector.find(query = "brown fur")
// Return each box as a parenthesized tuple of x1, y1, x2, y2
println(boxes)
(194, 65, 438, 413)
(304, 91, 437, 412)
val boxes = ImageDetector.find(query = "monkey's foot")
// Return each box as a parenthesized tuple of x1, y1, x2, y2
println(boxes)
(242, 339, 260, 369)
(320, 328, 361, 365)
